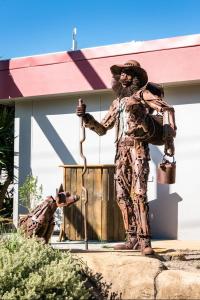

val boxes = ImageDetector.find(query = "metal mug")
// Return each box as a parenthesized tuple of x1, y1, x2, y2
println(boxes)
(157, 156, 176, 184)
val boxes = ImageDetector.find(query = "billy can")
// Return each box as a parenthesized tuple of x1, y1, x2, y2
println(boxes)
(157, 156, 176, 184)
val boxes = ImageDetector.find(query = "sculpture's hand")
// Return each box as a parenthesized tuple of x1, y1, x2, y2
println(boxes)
(76, 98, 86, 117)
(164, 139, 175, 157)
(126, 96, 140, 107)
(126, 96, 141, 111)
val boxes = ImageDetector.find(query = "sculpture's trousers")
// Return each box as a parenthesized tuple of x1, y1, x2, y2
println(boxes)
(115, 143, 151, 243)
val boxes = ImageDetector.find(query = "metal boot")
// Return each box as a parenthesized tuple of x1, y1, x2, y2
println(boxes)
(139, 236, 154, 255)
(114, 232, 140, 250)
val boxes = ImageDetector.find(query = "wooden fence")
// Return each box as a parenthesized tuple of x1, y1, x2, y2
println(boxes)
(60, 165, 125, 241)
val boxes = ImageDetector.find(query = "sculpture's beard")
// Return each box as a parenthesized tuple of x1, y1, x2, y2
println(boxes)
(112, 76, 141, 99)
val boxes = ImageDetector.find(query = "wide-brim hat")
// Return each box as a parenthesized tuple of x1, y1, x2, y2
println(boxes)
(110, 60, 148, 87)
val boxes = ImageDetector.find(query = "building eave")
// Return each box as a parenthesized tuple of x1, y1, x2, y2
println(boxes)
(0, 33, 200, 100)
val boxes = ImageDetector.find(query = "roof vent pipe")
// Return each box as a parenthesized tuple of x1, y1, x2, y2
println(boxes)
(71, 27, 78, 51)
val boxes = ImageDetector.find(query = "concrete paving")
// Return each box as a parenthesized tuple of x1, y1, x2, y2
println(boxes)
(50, 235, 200, 252)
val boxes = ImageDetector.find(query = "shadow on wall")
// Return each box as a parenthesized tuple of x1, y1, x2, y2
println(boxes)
(16, 100, 77, 187)
(150, 192, 182, 240)
(0, 60, 23, 99)
(149, 145, 182, 239)
(67, 50, 107, 90)
(33, 114, 76, 164)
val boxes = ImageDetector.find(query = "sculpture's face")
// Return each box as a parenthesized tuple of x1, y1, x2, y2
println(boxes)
(56, 192, 80, 207)
(112, 69, 140, 98)
(119, 71, 133, 87)
(56, 192, 69, 207)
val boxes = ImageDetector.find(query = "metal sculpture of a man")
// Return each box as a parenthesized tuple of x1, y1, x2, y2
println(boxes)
(76, 60, 176, 255)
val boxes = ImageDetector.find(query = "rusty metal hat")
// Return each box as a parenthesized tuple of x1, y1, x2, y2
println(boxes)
(110, 60, 148, 87)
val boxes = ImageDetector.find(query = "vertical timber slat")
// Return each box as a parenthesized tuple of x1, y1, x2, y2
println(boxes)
(76, 168, 84, 240)
(85, 168, 94, 240)
(69, 168, 77, 240)
(63, 168, 71, 239)
(108, 167, 115, 240)
(92, 168, 102, 240)
(101, 167, 108, 241)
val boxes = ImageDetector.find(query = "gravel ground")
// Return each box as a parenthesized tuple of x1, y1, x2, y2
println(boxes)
(156, 250, 200, 273)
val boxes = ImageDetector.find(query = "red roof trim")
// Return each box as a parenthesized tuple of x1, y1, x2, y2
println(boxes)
(0, 33, 200, 100)
(1, 33, 200, 71)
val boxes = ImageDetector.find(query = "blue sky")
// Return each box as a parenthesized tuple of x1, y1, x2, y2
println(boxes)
(0, 0, 200, 59)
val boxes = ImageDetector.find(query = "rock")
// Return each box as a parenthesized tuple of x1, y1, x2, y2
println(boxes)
(77, 251, 164, 299)
(156, 269, 200, 299)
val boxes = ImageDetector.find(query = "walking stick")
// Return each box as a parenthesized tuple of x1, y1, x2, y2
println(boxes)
(78, 99, 88, 250)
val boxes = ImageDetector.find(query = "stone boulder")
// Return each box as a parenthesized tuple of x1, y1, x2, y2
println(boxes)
(77, 251, 164, 299)
(156, 269, 200, 299)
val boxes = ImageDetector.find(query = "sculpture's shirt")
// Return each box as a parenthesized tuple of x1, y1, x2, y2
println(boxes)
(118, 97, 128, 140)
(82, 89, 176, 153)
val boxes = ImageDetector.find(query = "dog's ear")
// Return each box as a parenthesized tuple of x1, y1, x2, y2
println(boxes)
(56, 188, 59, 196)
(58, 184, 64, 193)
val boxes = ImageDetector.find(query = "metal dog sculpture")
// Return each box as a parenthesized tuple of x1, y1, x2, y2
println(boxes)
(19, 184, 79, 243)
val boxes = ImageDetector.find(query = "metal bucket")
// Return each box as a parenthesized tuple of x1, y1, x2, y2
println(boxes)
(157, 156, 176, 184)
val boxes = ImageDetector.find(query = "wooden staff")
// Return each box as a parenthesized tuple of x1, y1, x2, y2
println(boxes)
(78, 98, 88, 250)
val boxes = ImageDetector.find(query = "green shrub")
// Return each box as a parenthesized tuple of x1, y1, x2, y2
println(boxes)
(19, 175, 43, 211)
(0, 233, 90, 299)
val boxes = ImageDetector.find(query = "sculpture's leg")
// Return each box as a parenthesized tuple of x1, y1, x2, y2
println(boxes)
(132, 193, 153, 254)
(114, 146, 140, 250)
(115, 197, 140, 250)
(43, 218, 55, 244)
(131, 150, 154, 255)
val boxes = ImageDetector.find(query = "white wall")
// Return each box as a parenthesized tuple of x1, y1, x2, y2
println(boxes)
(14, 84, 200, 239)
(165, 85, 200, 240)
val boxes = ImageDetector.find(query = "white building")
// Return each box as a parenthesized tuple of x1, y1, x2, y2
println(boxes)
(0, 33, 200, 240)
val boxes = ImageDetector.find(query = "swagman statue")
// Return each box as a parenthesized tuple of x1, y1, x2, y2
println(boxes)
(76, 60, 176, 255)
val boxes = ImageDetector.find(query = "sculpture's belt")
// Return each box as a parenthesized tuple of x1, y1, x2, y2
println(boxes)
(118, 138, 136, 147)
